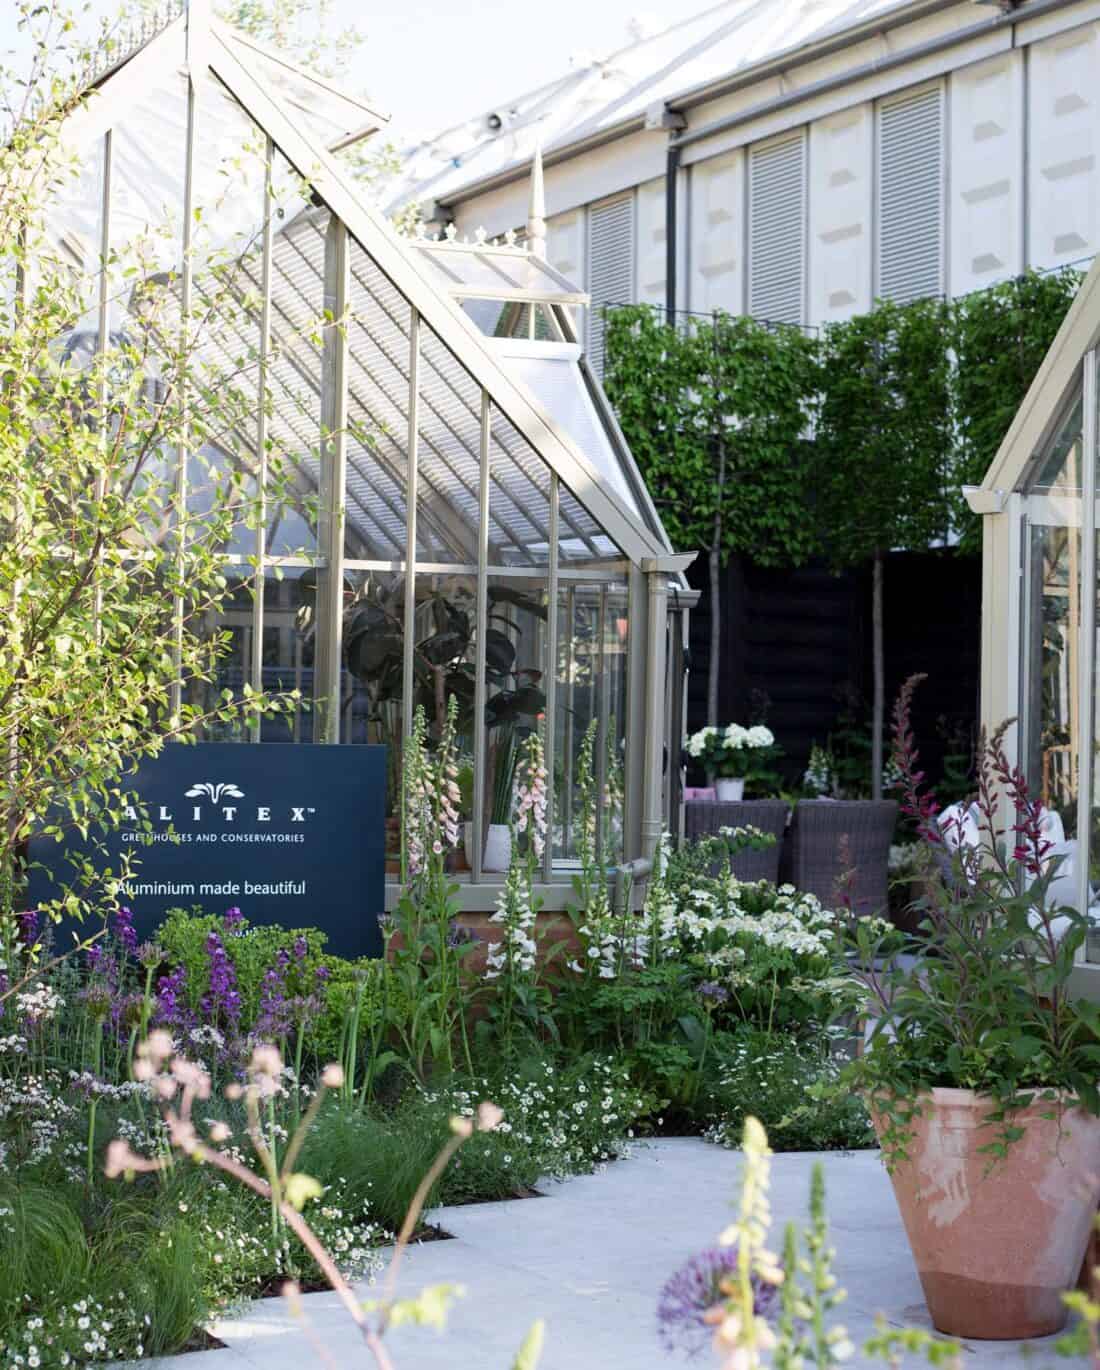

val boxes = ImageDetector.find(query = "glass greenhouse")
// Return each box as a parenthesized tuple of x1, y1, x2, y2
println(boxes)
(43, 4, 693, 908)
(969, 254, 1100, 968)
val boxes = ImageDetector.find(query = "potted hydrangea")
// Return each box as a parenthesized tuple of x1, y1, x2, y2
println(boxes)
(839, 675, 1100, 1341)
(686, 723, 777, 801)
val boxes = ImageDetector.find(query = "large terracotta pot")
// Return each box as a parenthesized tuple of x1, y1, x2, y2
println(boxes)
(873, 1088, 1100, 1339)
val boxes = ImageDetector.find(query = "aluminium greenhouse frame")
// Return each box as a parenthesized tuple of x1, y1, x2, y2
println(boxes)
(54, 2, 693, 911)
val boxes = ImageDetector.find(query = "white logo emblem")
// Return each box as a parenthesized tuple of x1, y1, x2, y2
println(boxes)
(184, 782, 245, 805)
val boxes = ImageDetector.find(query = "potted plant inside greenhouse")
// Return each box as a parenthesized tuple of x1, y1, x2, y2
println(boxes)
(840, 676, 1100, 1341)
(686, 722, 778, 801)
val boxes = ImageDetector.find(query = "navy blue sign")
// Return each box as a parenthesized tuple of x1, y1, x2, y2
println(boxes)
(29, 743, 387, 958)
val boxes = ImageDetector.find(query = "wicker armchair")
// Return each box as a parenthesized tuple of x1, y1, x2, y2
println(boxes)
(782, 799, 898, 915)
(683, 799, 790, 884)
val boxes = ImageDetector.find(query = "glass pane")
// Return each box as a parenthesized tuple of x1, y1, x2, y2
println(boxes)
(417, 328, 483, 563)
(108, 68, 188, 337)
(263, 180, 327, 555)
(186, 574, 255, 740)
(484, 575, 548, 837)
(345, 237, 416, 559)
(259, 565, 316, 742)
(342, 570, 404, 849)
(1031, 394, 1084, 492)
(42, 134, 105, 345)
(416, 575, 477, 870)
(552, 580, 627, 867)
(186, 85, 268, 559)
(1026, 523, 1081, 843)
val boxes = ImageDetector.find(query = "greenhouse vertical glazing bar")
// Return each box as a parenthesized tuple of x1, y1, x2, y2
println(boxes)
(403, 307, 420, 743)
(1076, 349, 1098, 920)
(623, 564, 648, 869)
(543, 474, 560, 883)
(249, 135, 274, 741)
(472, 389, 490, 884)
(562, 585, 576, 856)
(93, 131, 112, 637)
(318, 216, 349, 744)
(170, 72, 197, 720)
(595, 586, 609, 862)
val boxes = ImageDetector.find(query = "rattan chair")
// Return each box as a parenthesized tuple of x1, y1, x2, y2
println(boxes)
(683, 799, 790, 884)
(783, 799, 898, 915)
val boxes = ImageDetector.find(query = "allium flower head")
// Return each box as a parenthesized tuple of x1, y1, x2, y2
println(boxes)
(657, 1246, 778, 1358)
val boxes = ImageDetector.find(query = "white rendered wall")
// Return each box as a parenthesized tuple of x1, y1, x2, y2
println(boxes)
(808, 103, 872, 326)
(687, 149, 743, 316)
(441, 4, 1100, 324)
(636, 176, 667, 309)
(1028, 22, 1100, 272)
(547, 207, 586, 340)
(949, 52, 1024, 295)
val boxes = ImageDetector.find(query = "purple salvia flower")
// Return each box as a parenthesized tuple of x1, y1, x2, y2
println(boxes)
(113, 906, 137, 954)
(223, 906, 244, 935)
(16, 910, 39, 949)
(256, 958, 291, 1039)
(656, 1246, 778, 1358)
(155, 962, 192, 1031)
(292, 935, 309, 962)
(202, 931, 241, 1023)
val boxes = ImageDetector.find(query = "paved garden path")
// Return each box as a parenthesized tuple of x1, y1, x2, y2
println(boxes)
(138, 1138, 1066, 1369)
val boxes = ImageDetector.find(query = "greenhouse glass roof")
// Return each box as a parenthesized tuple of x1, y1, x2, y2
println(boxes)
(49, 5, 671, 569)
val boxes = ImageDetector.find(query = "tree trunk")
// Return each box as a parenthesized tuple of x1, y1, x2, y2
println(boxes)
(871, 549, 884, 802)
(707, 439, 727, 729)
(708, 540, 721, 729)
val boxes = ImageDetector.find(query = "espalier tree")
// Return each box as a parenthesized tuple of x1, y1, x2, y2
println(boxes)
(0, 1, 304, 943)
(606, 277, 1079, 789)
(813, 297, 954, 800)
(604, 307, 817, 727)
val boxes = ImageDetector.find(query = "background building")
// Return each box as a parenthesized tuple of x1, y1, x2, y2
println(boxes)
(389, 0, 1097, 363)
(389, 0, 1087, 775)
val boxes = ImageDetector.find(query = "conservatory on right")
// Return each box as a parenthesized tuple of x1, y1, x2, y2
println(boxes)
(967, 255, 1100, 967)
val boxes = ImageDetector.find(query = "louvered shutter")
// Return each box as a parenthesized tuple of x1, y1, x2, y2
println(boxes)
(748, 133, 806, 325)
(586, 194, 635, 377)
(877, 87, 943, 304)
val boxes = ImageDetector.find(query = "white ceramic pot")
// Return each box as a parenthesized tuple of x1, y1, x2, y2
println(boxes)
(463, 822, 512, 873)
(715, 777, 745, 802)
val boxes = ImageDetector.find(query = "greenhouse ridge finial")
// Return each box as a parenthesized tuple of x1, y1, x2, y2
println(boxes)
(527, 144, 547, 260)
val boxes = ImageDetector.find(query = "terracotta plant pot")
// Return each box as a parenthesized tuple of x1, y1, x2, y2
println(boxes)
(873, 1087, 1100, 1339)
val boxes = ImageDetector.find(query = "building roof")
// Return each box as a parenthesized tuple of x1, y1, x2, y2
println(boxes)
(385, 0, 924, 216)
(79, 0, 388, 152)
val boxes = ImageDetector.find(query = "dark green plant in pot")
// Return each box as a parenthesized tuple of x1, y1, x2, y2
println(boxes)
(837, 674, 1100, 1341)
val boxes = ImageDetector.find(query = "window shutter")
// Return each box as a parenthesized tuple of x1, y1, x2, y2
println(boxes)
(877, 87, 943, 304)
(748, 133, 805, 325)
(586, 194, 635, 377)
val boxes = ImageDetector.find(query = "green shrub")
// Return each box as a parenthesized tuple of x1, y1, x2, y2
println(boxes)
(703, 1029, 873, 1152)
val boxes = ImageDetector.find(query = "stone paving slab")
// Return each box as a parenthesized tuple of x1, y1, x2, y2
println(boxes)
(131, 1138, 1070, 1369)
